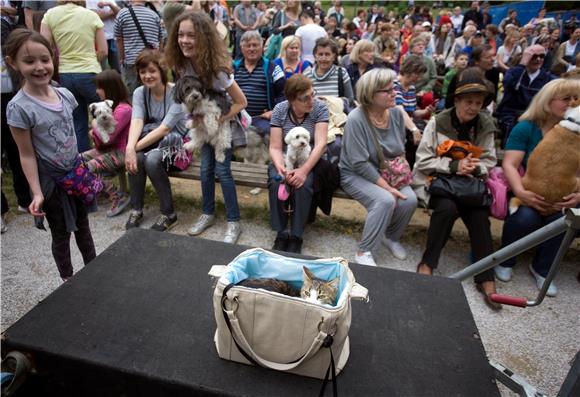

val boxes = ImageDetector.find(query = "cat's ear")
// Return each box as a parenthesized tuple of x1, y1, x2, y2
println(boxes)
(303, 266, 316, 280)
(328, 277, 340, 291)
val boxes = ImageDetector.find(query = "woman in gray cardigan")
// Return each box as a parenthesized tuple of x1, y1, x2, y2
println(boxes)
(339, 68, 417, 267)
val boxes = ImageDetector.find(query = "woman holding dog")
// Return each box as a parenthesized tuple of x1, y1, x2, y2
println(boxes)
(413, 68, 501, 310)
(268, 75, 329, 254)
(340, 68, 417, 267)
(165, 11, 247, 244)
(494, 78, 580, 297)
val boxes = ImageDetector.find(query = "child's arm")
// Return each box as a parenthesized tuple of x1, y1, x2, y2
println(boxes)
(9, 126, 45, 216)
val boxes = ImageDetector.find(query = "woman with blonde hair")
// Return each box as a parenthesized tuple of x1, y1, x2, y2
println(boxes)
(271, 0, 301, 37)
(346, 39, 384, 90)
(340, 68, 417, 267)
(273, 35, 311, 79)
(494, 78, 580, 296)
(495, 31, 523, 73)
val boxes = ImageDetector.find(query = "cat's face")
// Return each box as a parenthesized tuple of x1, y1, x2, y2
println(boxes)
(300, 267, 339, 305)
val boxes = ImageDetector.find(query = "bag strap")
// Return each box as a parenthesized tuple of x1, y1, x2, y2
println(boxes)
(221, 284, 329, 371)
(337, 66, 345, 98)
(364, 111, 387, 171)
(127, 5, 151, 49)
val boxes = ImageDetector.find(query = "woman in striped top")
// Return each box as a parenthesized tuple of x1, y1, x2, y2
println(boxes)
(303, 37, 354, 103)
(268, 75, 329, 254)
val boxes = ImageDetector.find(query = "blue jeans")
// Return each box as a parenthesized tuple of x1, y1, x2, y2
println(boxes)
(200, 144, 240, 222)
(59, 73, 100, 152)
(499, 205, 566, 277)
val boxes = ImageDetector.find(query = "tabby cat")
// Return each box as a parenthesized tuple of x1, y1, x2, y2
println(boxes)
(237, 267, 339, 305)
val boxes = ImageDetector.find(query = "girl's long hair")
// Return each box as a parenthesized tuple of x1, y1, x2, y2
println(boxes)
(165, 11, 232, 88)
(3, 28, 54, 88)
(95, 70, 130, 109)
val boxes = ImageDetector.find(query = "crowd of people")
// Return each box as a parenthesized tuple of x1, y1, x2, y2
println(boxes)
(1, 1, 579, 308)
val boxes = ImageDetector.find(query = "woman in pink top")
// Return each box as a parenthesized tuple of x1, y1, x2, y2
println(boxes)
(82, 70, 132, 217)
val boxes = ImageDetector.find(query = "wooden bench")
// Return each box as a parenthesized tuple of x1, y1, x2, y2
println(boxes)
(167, 161, 352, 199)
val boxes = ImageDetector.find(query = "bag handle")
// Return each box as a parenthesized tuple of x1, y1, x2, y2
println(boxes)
(221, 284, 330, 371)
(127, 5, 152, 49)
(364, 110, 387, 171)
(350, 282, 369, 302)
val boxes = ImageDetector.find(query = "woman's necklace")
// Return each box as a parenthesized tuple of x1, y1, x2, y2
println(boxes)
(369, 109, 389, 128)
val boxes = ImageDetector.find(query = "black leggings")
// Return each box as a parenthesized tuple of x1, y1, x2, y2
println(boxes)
(421, 195, 495, 284)
(44, 192, 96, 278)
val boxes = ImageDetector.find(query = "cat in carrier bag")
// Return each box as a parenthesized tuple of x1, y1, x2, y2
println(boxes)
(208, 248, 368, 381)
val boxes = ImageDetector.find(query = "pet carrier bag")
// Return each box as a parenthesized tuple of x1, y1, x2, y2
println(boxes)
(209, 248, 368, 380)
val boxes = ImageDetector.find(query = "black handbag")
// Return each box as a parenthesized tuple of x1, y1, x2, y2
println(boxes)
(428, 174, 492, 207)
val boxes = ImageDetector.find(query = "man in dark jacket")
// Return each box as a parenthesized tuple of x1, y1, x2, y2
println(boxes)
(462, 1, 483, 31)
(494, 45, 555, 145)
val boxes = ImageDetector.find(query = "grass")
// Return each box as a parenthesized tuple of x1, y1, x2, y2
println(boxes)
(1, 168, 363, 235)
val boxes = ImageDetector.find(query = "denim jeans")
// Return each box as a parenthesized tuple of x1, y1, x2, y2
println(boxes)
(200, 144, 240, 222)
(101, 39, 120, 73)
(499, 205, 566, 277)
(59, 73, 101, 153)
(122, 64, 141, 98)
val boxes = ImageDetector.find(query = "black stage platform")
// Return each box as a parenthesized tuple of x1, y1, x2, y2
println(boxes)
(2, 229, 499, 396)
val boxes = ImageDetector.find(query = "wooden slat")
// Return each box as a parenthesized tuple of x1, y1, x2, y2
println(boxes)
(169, 161, 352, 198)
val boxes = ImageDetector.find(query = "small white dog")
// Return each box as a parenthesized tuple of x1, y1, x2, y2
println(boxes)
(173, 76, 232, 163)
(89, 100, 116, 145)
(284, 127, 311, 171)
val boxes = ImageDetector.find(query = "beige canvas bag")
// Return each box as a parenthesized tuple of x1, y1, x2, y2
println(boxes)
(209, 248, 368, 381)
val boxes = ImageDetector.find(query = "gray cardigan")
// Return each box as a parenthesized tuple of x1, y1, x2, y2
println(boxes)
(339, 106, 405, 183)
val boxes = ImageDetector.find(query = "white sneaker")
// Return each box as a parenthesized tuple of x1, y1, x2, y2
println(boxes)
(17, 205, 29, 213)
(223, 221, 241, 244)
(354, 251, 377, 267)
(529, 264, 558, 297)
(1, 215, 7, 234)
(494, 265, 513, 282)
(188, 214, 215, 236)
(383, 238, 408, 260)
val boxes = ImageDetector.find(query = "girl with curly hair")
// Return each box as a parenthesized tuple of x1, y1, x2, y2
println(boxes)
(165, 11, 248, 245)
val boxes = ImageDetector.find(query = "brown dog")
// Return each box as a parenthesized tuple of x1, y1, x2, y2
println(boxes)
(510, 98, 580, 214)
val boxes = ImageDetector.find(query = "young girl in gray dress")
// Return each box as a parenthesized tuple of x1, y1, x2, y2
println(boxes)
(5, 29, 97, 281)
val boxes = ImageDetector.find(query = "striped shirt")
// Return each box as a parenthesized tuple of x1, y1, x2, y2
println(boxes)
(270, 99, 329, 149)
(234, 58, 284, 117)
(114, 5, 165, 65)
(303, 65, 354, 101)
(394, 79, 416, 114)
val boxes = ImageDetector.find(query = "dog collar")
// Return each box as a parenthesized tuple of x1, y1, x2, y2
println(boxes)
(565, 116, 580, 128)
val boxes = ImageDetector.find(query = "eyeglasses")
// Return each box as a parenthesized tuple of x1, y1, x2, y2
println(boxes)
(297, 91, 317, 102)
(531, 54, 546, 61)
(376, 87, 396, 94)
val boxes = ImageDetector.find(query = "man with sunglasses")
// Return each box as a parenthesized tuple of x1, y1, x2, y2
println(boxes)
(494, 44, 555, 146)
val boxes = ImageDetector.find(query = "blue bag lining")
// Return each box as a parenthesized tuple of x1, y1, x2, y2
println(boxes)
(222, 251, 350, 306)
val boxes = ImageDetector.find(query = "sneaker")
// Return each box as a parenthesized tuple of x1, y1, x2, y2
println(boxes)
(125, 210, 143, 230)
(223, 221, 241, 244)
(494, 265, 513, 282)
(287, 236, 303, 254)
(529, 264, 558, 297)
(17, 205, 29, 213)
(1, 215, 7, 234)
(383, 238, 408, 260)
(354, 251, 377, 267)
(188, 214, 215, 236)
(151, 214, 178, 232)
(272, 234, 289, 251)
(106, 193, 131, 217)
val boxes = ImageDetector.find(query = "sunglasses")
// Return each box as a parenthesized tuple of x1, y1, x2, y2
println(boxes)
(531, 54, 545, 61)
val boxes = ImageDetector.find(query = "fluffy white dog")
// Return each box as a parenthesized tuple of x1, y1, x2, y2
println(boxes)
(89, 100, 116, 145)
(284, 127, 311, 171)
(173, 76, 232, 163)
